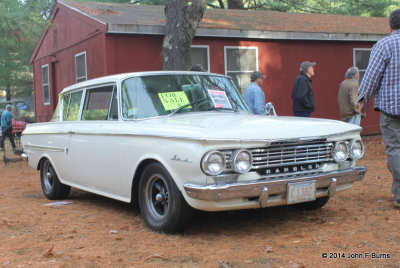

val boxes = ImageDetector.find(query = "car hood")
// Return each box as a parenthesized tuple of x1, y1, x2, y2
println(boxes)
(136, 112, 361, 141)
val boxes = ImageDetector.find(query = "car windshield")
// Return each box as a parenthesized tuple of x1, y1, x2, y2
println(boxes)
(121, 74, 250, 119)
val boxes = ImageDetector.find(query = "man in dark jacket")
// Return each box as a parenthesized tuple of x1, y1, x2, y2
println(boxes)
(291, 61, 316, 117)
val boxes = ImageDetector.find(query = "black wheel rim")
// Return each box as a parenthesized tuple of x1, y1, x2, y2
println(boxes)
(146, 173, 169, 219)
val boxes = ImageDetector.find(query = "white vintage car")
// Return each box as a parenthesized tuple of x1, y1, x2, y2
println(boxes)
(22, 71, 367, 233)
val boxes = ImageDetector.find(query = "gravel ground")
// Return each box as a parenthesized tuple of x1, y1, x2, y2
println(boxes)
(0, 135, 399, 268)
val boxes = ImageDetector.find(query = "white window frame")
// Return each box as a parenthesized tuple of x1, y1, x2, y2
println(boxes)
(190, 45, 210, 72)
(224, 46, 259, 76)
(75, 51, 87, 83)
(41, 64, 50, 105)
(353, 48, 372, 74)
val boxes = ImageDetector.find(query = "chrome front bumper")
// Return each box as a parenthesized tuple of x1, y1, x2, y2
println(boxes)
(184, 166, 367, 208)
(21, 153, 29, 162)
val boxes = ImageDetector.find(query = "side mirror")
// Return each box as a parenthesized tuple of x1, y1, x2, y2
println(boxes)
(265, 102, 277, 116)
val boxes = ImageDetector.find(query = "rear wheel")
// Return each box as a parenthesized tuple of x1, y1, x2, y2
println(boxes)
(139, 163, 193, 233)
(40, 159, 71, 200)
(292, 196, 330, 210)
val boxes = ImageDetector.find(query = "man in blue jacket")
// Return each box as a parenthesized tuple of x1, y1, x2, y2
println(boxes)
(0, 104, 16, 151)
(243, 71, 266, 115)
(291, 61, 316, 117)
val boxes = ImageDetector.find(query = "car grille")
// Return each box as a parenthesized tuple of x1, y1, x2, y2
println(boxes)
(224, 139, 334, 175)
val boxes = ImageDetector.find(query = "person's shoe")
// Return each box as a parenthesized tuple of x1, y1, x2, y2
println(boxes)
(393, 200, 400, 209)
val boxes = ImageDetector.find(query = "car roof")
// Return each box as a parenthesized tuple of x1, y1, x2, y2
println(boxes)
(60, 71, 229, 95)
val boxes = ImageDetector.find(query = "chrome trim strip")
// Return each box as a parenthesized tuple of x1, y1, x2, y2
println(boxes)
(24, 144, 65, 152)
(252, 159, 330, 169)
(22, 132, 272, 144)
(256, 169, 322, 180)
(184, 166, 366, 201)
(22, 130, 360, 144)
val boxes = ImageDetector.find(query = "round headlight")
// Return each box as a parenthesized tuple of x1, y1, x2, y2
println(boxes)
(332, 141, 349, 162)
(350, 140, 364, 160)
(201, 151, 225, 176)
(233, 150, 252, 173)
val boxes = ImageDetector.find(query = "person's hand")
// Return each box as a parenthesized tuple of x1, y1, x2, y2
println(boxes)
(358, 100, 367, 117)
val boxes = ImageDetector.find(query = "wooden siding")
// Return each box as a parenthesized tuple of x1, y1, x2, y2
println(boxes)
(31, 2, 380, 133)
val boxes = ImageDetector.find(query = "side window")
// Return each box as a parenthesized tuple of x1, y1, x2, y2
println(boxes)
(82, 86, 116, 121)
(108, 87, 119, 120)
(353, 48, 371, 82)
(224, 46, 258, 93)
(62, 91, 83, 121)
(75, 52, 87, 83)
(62, 94, 71, 120)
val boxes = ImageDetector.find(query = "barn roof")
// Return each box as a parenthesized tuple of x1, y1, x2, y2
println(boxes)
(59, 0, 390, 41)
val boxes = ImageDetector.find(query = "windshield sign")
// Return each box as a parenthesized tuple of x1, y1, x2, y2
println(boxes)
(121, 74, 250, 119)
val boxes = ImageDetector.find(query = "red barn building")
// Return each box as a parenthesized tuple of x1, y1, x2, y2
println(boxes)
(31, 0, 391, 133)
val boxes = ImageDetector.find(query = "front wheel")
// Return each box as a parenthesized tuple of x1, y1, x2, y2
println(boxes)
(292, 196, 330, 210)
(139, 163, 193, 233)
(40, 159, 71, 200)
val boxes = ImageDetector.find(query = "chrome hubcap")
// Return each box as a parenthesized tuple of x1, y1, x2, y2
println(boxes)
(155, 192, 166, 202)
(147, 175, 169, 218)
(42, 162, 55, 191)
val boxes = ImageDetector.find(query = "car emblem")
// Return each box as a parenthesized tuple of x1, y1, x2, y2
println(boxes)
(171, 154, 192, 163)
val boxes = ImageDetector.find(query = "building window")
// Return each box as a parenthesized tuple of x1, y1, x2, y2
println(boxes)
(41, 65, 50, 105)
(190, 45, 210, 72)
(224, 46, 258, 93)
(75, 52, 87, 83)
(353, 48, 371, 82)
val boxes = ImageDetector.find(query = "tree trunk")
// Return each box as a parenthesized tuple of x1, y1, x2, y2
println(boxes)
(227, 0, 244, 9)
(162, 0, 207, 70)
(5, 83, 11, 101)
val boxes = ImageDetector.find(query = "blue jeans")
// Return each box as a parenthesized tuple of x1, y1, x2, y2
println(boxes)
(347, 114, 361, 125)
(293, 111, 311, 117)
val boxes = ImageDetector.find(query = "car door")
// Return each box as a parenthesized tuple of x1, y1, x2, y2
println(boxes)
(68, 85, 122, 195)
(49, 90, 83, 183)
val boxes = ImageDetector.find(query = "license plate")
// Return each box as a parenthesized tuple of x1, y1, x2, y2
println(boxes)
(287, 181, 316, 204)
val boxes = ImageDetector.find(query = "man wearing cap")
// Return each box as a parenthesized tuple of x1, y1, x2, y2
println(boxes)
(291, 61, 316, 117)
(243, 71, 266, 115)
(0, 104, 16, 151)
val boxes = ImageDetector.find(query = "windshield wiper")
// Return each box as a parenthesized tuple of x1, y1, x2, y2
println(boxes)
(201, 107, 240, 112)
(168, 99, 208, 117)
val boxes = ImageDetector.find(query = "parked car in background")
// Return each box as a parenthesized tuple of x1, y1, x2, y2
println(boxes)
(12, 119, 27, 136)
(21, 71, 367, 233)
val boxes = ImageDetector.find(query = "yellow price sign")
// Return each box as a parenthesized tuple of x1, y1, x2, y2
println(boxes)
(158, 91, 190, 111)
